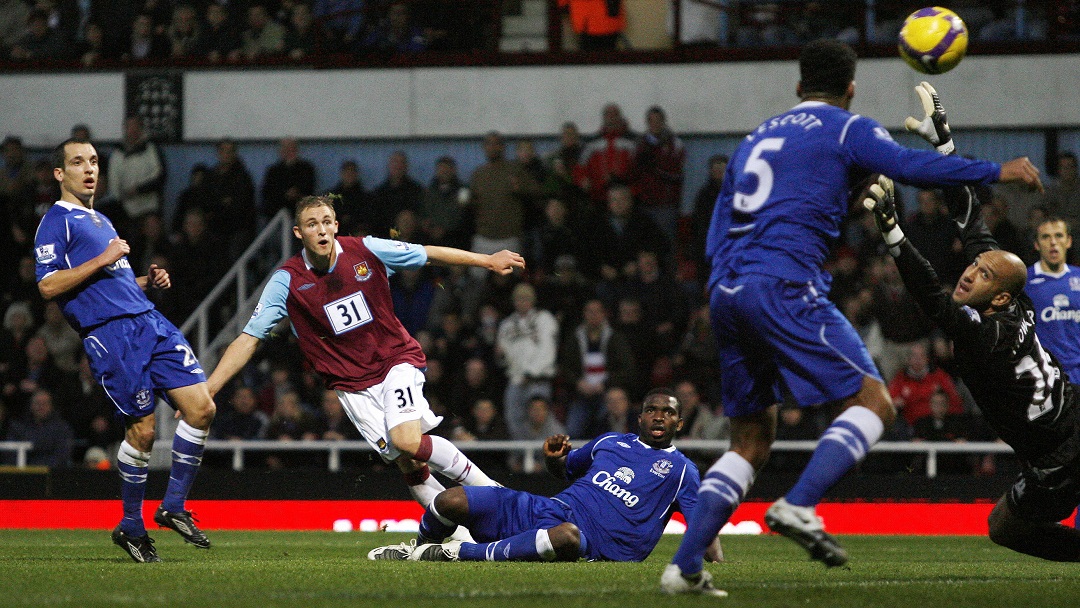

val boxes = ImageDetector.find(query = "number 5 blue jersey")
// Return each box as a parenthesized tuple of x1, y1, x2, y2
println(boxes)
(34, 202, 152, 333)
(554, 433, 701, 562)
(707, 101, 1001, 287)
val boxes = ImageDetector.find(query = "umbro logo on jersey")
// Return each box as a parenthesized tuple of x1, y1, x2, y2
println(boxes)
(1030, 277, 1046, 284)
(617, 442, 631, 449)
(298, 283, 316, 291)
(75, 214, 86, 219)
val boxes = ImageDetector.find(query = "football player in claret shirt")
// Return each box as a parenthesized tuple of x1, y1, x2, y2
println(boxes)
(662, 40, 1043, 597)
(368, 388, 723, 568)
(35, 139, 215, 563)
(207, 195, 524, 513)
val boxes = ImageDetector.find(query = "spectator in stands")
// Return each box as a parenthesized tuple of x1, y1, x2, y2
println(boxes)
(315, 388, 362, 440)
(212, 385, 268, 441)
(734, 2, 797, 47)
(240, 3, 286, 60)
(420, 156, 469, 250)
(907, 188, 963, 284)
(673, 379, 727, 440)
(688, 155, 727, 274)
(524, 197, 578, 276)
(168, 207, 226, 321)
(9, 9, 67, 61)
(261, 137, 316, 217)
(512, 395, 566, 472)
(601, 386, 634, 434)
(871, 256, 935, 383)
(167, 3, 202, 58)
(0, 0, 30, 54)
(108, 115, 165, 234)
(371, 150, 423, 237)
(467, 131, 542, 271)
(579, 104, 635, 204)
(0, 301, 35, 383)
(4, 388, 73, 468)
(65, 353, 124, 460)
(558, 0, 626, 51)
(29, 158, 59, 219)
(1, 135, 33, 237)
(612, 297, 650, 398)
(264, 390, 321, 469)
(314, 0, 365, 52)
(360, 0, 427, 53)
(8, 256, 43, 322)
(331, 159, 370, 236)
(616, 249, 687, 362)
(889, 341, 965, 427)
(76, 21, 115, 67)
(171, 163, 211, 233)
(673, 305, 721, 398)
(535, 254, 593, 328)
(449, 356, 502, 420)
(633, 106, 685, 242)
(542, 123, 588, 211)
(911, 389, 971, 474)
(285, 2, 318, 59)
(983, 194, 1024, 257)
(198, 3, 239, 63)
(496, 283, 559, 439)
(123, 13, 169, 61)
(558, 298, 636, 439)
(390, 266, 437, 336)
(456, 397, 509, 442)
(209, 138, 257, 256)
(5, 336, 69, 418)
(34, 302, 79, 373)
(1044, 152, 1080, 237)
(768, 404, 821, 472)
(591, 182, 668, 283)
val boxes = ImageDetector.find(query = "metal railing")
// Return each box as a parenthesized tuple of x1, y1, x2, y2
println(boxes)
(150, 439, 1015, 478)
(0, 442, 34, 468)
(179, 209, 295, 366)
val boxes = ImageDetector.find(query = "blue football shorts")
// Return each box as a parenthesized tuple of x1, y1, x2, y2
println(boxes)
(462, 486, 592, 559)
(709, 273, 881, 418)
(81, 310, 206, 418)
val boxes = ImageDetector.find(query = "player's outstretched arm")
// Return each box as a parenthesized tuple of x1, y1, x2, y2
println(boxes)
(206, 332, 261, 398)
(38, 237, 129, 300)
(424, 245, 525, 275)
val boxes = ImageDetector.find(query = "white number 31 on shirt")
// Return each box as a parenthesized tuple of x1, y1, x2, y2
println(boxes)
(324, 291, 373, 335)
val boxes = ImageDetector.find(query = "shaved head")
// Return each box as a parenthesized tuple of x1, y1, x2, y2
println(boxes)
(991, 250, 1027, 298)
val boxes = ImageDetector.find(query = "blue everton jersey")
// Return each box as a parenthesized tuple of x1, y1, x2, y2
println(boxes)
(554, 433, 700, 562)
(1027, 262, 1080, 382)
(707, 101, 1000, 286)
(34, 202, 152, 332)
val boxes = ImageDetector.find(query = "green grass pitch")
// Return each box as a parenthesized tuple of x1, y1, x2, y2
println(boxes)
(2, 530, 1076, 607)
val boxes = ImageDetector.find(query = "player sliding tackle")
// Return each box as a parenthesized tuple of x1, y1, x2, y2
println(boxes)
(368, 389, 722, 575)
(863, 83, 1080, 562)
(207, 195, 524, 521)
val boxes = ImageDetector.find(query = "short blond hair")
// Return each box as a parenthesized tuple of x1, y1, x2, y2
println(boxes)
(294, 194, 337, 226)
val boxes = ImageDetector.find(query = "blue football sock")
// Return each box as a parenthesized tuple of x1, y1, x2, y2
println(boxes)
(117, 441, 150, 536)
(458, 529, 556, 562)
(672, 451, 755, 576)
(161, 421, 207, 513)
(418, 502, 457, 544)
(786, 405, 883, 507)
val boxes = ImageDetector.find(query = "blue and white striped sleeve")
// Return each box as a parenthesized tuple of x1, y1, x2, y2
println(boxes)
(242, 269, 291, 340)
(362, 235, 428, 273)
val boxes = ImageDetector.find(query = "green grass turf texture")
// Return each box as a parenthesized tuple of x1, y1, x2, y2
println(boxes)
(2, 530, 1076, 607)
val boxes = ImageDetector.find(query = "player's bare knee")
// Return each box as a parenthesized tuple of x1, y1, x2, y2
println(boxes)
(548, 523, 581, 561)
(128, 426, 155, 451)
(389, 428, 422, 457)
(855, 378, 895, 427)
(187, 398, 216, 430)
(433, 487, 469, 522)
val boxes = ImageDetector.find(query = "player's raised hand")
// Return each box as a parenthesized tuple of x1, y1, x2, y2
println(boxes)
(147, 263, 171, 290)
(862, 176, 907, 250)
(905, 81, 954, 155)
(487, 249, 526, 275)
(100, 237, 130, 265)
(999, 157, 1044, 193)
(543, 434, 571, 458)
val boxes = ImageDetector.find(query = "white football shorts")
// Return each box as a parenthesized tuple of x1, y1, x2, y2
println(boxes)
(336, 362, 442, 462)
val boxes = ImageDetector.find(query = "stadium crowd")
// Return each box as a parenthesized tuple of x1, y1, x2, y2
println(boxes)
(0, 0, 1071, 68)
(2, 102, 1079, 476)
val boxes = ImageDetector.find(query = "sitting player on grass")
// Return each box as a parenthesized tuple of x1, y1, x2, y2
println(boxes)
(367, 388, 723, 568)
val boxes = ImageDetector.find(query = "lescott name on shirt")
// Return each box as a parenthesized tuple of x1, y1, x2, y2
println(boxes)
(755, 112, 823, 135)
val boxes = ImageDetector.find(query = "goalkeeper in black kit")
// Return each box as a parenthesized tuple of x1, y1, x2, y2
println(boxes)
(865, 82, 1080, 561)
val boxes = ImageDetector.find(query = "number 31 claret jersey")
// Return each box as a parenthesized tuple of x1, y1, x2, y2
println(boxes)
(244, 236, 427, 392)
